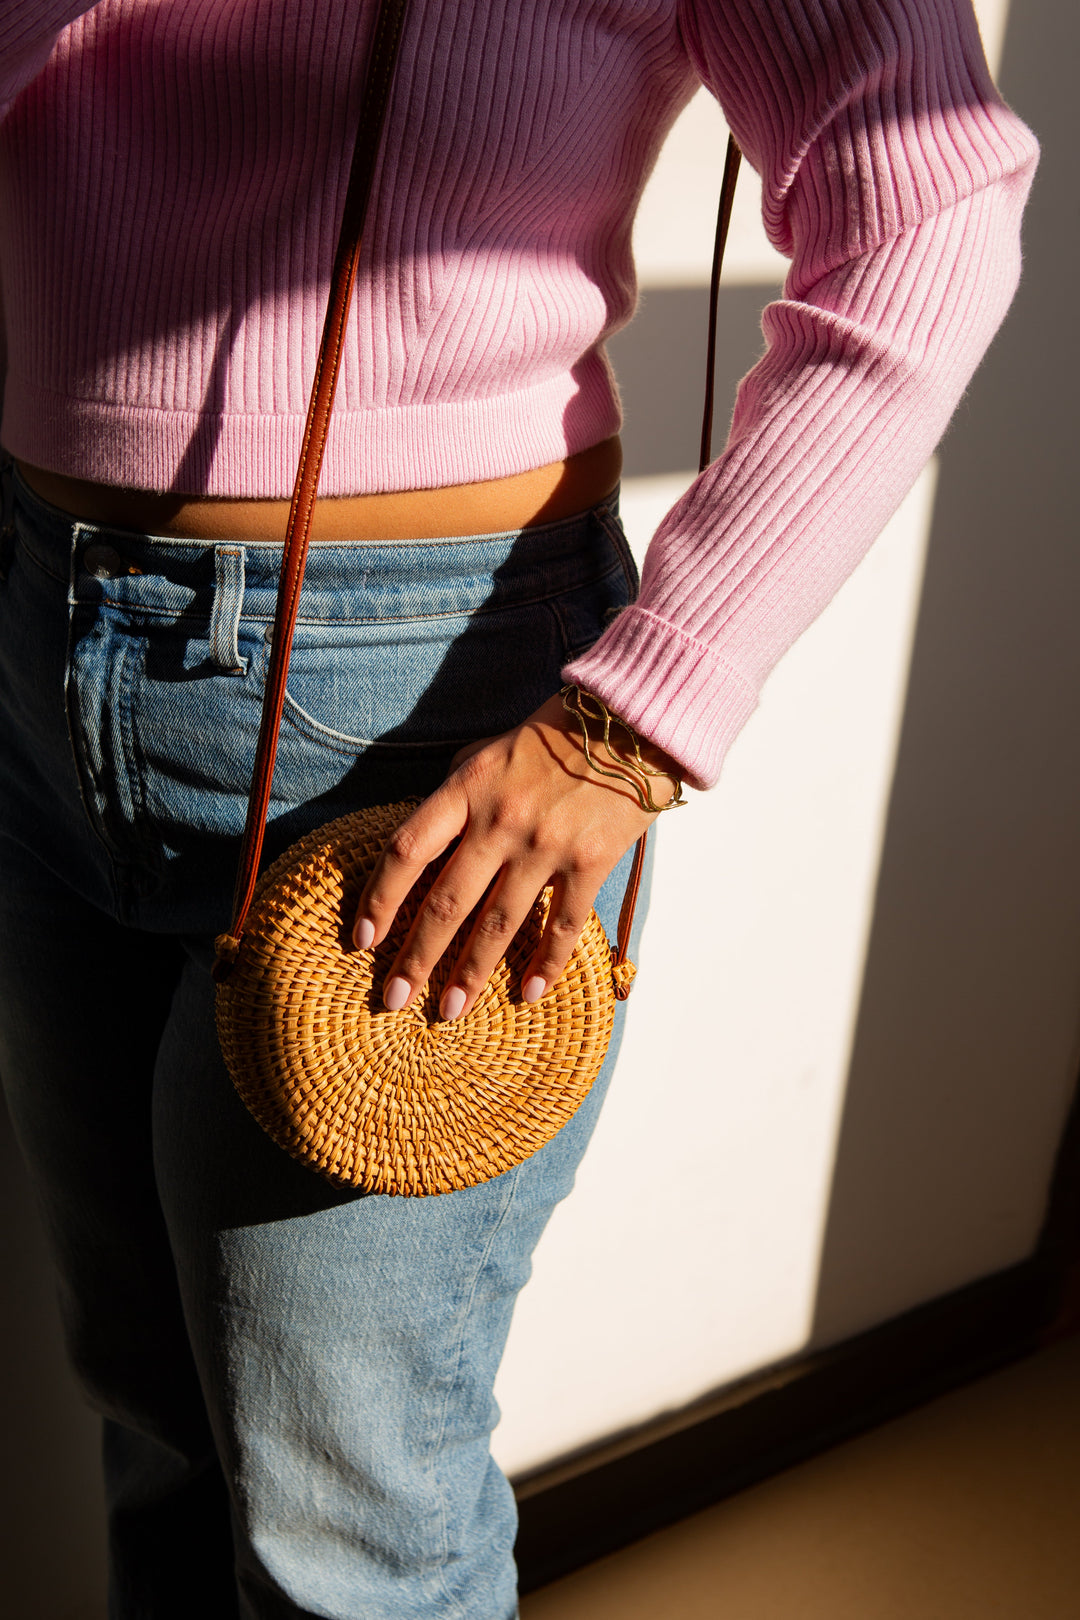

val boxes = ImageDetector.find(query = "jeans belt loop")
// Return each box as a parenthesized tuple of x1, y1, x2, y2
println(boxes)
(210, 544, 249, 675)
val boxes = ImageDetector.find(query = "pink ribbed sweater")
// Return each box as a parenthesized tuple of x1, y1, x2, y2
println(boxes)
(0, 1, 1037, 787)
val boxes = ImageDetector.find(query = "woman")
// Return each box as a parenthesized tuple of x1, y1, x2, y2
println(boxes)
(0, 1, 1036, 1615)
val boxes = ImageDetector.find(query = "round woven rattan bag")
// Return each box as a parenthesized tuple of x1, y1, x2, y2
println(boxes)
(215, 800, 635, 1195)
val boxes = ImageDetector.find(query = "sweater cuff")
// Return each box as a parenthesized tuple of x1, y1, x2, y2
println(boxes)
(561, 606, 759, 790)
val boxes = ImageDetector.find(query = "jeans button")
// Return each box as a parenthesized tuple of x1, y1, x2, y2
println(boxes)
(84, 544, 123, 579)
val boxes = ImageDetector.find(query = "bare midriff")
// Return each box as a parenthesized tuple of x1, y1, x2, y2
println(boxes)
(16, 436, 623, 543)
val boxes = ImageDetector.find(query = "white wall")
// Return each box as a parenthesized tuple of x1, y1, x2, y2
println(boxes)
(493, 0, 1080, 1477)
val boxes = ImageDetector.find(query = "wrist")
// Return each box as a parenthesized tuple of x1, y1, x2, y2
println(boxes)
(634, 735, 682, 782)
(558, 685, 686, 813)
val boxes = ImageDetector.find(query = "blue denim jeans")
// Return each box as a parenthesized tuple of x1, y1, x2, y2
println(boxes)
(0, 462, 649, 1619)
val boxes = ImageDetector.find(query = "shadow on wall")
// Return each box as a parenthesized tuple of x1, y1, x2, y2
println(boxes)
(808, 0, 1080, 1349)
(607, 284, 770, 476)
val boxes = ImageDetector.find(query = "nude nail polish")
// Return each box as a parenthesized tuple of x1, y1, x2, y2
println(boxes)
(441, 986, 467, 1021)
(384, 975, 410, 1011)
(522, 975, 546, 1004)
(354, 917, 375, 950)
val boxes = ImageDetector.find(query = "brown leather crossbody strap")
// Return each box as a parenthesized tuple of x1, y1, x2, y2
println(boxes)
(700, 136, 743, 475)
(222, 0, 410, 954)
(218, 0, 741, 976)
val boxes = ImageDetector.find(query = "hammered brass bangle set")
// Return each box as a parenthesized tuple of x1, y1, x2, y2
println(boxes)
(559, 685, 687, 813)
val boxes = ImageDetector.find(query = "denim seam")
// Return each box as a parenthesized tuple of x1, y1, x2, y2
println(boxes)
(95, 570, 623, 625)
(278, 690, 477, 755)
(545, 566, 632, 662)
(86, 600, 212, 625)
(62, 577, 123, 908)
(428, 1166, 524, 1620)
(547, 595, 605, 664)
(63, 626, 158, 882)
(15, 533, 69, 586)
(41, 505, 620, 554)
(116, 637, 156, 877)
(593, 506, 640, 601)
(15, 517, 618, 562)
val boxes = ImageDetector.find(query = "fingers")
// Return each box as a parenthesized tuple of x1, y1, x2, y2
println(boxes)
(391, 860, 600, 1023)
(436, 865, 595, 1020)
(353, 783, 468, 954)
(379, 841, 516, 1015)
(350, 698, 652, 1021)
(517, 871, 600, 1006)
(358, 805, 604, 1022)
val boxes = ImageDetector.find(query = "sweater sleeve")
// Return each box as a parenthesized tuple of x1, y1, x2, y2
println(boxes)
(0, 1, 97, 116)
(562, 0, 1039, 789)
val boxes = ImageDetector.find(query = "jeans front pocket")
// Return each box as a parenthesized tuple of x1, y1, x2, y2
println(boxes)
(271, 594, 569, 764)
(110, 499, 637, 920)
(265, 505, 638, 812)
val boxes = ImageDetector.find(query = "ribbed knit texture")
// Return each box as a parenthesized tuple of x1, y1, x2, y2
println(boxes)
(0, 0, 1037, 786)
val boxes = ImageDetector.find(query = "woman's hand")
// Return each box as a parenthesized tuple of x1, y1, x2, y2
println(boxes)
(352, 693, 680, 1020)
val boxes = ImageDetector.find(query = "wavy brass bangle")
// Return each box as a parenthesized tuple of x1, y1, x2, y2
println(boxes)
(560, 684, 687, 813)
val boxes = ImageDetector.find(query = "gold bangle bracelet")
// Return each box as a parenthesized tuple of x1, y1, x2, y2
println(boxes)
(560, 685, 687, 813)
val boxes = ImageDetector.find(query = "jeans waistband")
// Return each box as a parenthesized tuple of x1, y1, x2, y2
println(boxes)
(5, 461, 628, 625)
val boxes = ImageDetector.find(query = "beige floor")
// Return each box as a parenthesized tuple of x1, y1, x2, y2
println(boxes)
(520, 1333, 1080, 1620)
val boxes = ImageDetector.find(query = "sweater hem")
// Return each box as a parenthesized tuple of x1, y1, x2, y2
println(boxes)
(0, 362, 622, 498)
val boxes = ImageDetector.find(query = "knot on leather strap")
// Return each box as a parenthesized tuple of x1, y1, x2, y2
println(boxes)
(611, 957, 637, 1001)
(212, 933, 242, 984)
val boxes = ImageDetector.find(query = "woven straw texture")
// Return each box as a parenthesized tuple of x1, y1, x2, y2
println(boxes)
(215, 800, 623, 1195)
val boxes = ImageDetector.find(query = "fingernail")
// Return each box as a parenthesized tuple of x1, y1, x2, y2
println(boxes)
(384, 975, 411, 1012)
(440, 986, 467, 1021)
(353, 917, 375, 950)
(522, 975, 546, 1004)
